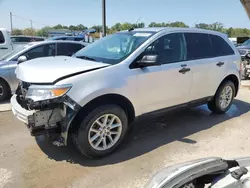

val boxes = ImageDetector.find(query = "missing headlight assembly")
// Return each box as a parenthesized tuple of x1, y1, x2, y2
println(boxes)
(12, 82, 81, 146)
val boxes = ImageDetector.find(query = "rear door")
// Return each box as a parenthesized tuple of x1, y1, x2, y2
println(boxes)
(57, 43, 84, 56)
(208, 34, 236, 93)
(184, 32, 217, 101)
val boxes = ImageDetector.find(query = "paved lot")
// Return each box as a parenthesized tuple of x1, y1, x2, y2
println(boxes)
(1, 83, 250, 188)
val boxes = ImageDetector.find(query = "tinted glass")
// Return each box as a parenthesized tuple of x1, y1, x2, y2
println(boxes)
(185, 33, 213, 60)
(22, 44, 56, 60)
(241, 39, 250, 46)
(210, 34, 234, 56)
(74, 38, 83, 41)
(57, 43, 84, 56)
(31, 37, 44, 42)
(145, 33, 186, 64)
(0, 31, 5, 44)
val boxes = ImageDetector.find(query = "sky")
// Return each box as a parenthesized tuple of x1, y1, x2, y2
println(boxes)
(0, 0, 250, 30)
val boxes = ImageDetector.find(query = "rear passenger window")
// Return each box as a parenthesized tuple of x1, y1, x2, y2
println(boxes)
(0, 31, 5, 44)
(184, 33, 213, 60)
(210, 34, 234, 56)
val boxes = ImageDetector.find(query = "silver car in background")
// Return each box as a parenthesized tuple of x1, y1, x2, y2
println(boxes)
(0, 40, 86, 101)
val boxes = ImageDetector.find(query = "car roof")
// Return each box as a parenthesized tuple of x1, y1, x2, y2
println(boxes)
(128, 27, 227, 37)
(28, 40, 85, 46)
(51, 36, 84, 39)
(11, 35, 44, 38)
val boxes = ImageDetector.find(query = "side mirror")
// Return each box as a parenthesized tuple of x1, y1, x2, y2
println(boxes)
(17, 56, 27, 64)
(137, 55, 160, 67)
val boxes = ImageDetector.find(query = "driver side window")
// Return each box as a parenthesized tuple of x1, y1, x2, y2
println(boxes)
(144, 33, 186, 64)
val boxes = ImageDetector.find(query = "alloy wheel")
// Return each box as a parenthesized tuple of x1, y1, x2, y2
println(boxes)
(88, 114, 123, 151)
(219, 85, 233, 109)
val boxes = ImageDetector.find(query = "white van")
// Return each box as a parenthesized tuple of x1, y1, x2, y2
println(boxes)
(0, 28, 14, 58)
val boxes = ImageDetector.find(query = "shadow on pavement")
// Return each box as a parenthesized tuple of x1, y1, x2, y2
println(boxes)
(36, 99, 250, 167)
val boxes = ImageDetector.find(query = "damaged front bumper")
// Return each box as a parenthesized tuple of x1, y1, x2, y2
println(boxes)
(11, 94, 81, 145)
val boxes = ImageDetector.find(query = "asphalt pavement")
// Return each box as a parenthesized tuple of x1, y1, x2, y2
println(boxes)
(1, 82, 250, 188)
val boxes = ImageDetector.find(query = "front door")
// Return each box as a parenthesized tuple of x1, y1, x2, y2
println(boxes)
(135, 33, 193, 114)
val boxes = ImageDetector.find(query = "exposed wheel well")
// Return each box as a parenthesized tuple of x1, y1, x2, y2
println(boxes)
(219, 74, 239, 97)
(70, 94, 136, 133)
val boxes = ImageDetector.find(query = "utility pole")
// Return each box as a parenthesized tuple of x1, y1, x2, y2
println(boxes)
(30, 20, 33, 35)
(102, 0, 106, 37)
(10, 12, 13, 33)
(30, 20, 33, 30)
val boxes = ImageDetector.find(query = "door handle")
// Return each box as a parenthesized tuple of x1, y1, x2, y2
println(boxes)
(179, 67, 191, 74)
(216, 62, 224, 67)
(0, 47, 8, 49)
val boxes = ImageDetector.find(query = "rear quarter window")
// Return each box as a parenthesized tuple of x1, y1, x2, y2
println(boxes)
(0, 31, 5, 44)
(209, 34, 235, 56)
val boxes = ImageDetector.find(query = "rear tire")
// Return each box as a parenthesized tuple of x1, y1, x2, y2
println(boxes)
(72, 104, 128, 158)
(0, 79, 10, 102)
(207, 80, 235, 114)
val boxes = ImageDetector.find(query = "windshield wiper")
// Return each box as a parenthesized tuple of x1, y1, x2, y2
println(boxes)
(76, 55, 98, 62)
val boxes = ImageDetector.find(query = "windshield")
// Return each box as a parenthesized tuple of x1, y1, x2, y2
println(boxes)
(0, 44, 33, 61)
(241, 39, 250, 46)
(75, 31, 154, 64)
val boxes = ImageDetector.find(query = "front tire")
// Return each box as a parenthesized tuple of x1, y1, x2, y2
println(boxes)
(207, 80, 235, 114)
(73, 105, 128, 158)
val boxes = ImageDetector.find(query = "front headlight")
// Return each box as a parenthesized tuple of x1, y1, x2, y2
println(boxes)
(25, 84, 72, 102)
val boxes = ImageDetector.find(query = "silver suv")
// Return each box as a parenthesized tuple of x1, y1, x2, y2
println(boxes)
(11, 28, 241, 158)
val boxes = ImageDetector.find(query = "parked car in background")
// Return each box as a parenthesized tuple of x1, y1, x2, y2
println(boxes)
(0, 28, 14, 58)
(237, 39, 250, 79)
(0, 40, 86, 101)
(11, 35, 45, 48)
(47, 36, 85, 41)
(11, 28, 240, 158)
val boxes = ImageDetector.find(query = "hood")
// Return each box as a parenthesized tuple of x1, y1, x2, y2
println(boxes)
(236, 46, 250, 56)
(237, 46, 250, 50)
(16, 56, 109, 83)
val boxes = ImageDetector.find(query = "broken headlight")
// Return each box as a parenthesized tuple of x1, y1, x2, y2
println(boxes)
(25, 84, 72, 102)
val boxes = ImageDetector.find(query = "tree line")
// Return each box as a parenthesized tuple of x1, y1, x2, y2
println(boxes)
(11, 21, 250, 38)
